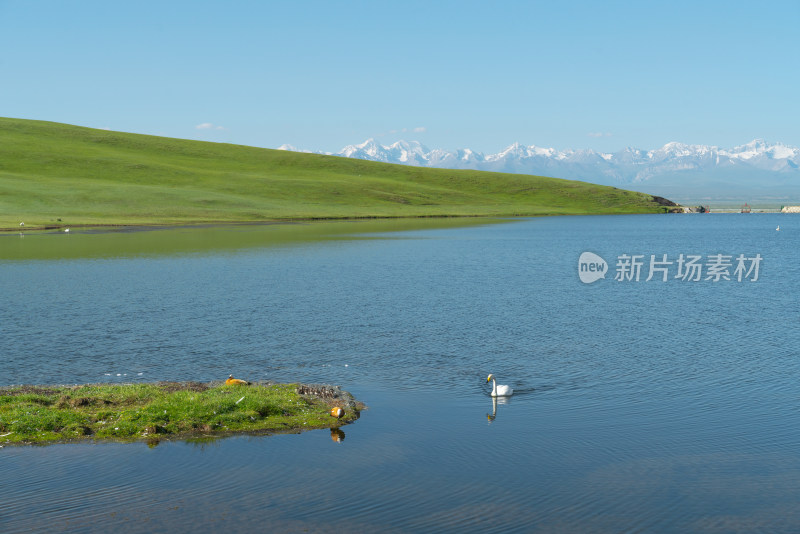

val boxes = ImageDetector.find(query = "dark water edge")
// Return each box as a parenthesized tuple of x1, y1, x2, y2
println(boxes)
(3, 214, 800, 532)
(0, 217, 508, 261)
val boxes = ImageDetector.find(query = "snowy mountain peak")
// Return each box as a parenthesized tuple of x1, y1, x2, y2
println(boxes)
(339, 138, 383, 159)
(739, 138, 768, 150)
(656, 142, 714, 158)
(278, 138, 800, 194)
(498, 142, 528, 157)
(726, 138, 798, 161)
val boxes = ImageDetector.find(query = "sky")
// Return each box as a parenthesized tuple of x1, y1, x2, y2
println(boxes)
(1, 0, 798, 154)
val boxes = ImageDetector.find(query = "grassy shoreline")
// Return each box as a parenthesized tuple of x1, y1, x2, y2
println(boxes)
(1, 117, 677, 230)
(1, 214, 495, 233)
(0, 381, 364, 446)
(0, 209, 675, 233)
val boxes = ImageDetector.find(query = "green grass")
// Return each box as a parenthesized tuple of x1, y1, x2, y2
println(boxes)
(0, 382, 362, 445)
(0, 117, 674, 229)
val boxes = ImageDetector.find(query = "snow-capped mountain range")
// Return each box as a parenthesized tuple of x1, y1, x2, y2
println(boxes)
(278, 139, 800, 202)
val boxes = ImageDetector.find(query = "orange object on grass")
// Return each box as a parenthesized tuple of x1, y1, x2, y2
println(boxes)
(225, 374, 250, 385)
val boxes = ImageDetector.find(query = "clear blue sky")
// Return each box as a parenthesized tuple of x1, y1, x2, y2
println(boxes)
(1, 0, 798, 154)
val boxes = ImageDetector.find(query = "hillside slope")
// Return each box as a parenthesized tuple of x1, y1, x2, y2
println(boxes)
(0, 118, 675, 229)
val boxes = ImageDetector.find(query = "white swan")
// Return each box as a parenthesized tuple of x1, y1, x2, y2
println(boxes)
(487, 374, 513, 397)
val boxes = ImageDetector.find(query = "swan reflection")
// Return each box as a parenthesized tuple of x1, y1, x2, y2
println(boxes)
(486, 396, 510, 423)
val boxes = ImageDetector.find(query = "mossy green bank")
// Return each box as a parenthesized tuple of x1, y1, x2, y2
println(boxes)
(0, 382, 363, 445)
(0, 117, 675, 229)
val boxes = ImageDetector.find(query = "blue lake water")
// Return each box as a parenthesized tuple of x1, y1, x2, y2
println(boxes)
(2, 215, 800, 533)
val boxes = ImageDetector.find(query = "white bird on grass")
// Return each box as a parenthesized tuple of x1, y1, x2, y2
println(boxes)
(487, 374, 513, 397)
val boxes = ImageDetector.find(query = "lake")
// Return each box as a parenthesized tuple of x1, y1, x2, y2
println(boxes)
(2, 214, 799, 533)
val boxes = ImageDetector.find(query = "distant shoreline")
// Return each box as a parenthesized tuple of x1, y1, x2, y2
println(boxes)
(1, 211, 679, 233)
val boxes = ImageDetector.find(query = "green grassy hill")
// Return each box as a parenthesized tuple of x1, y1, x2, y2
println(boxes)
(0, 118, 674, 229)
